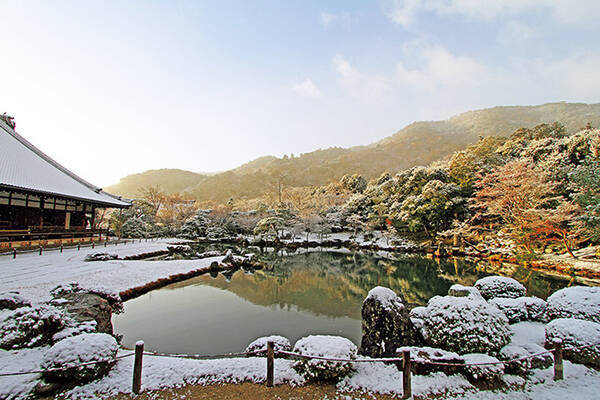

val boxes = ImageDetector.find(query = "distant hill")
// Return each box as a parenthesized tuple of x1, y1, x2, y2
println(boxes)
(106, 102, 600, 202)
(105, 169, 206, 198)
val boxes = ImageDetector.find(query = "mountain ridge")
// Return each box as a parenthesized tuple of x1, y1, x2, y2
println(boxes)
(105, 102, 600, 201)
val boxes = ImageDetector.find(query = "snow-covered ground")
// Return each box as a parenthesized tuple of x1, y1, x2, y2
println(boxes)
(0, 238, 218, 303)
(1, 238, 599, 399)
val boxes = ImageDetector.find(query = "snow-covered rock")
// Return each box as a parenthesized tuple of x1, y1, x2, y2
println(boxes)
(474, 276, 526, 300)
(245, 335, 291, 354)
(546, 286, 600, 323)
(51, 283, 123, 314)
(292, 335, 357, 382)
(84, 253, 118, 262)
(398, 346, 464, 376)
(41, 333, 118, 383)
(448, 284, 482, 300)
(462, 353, 504, 384)
(490, 297, 548, 323)
(0, 292, 31, 310)
(55, 292, 115, 335)
(360, 287, 422, 357)
(422, 296, 511, 355)
(0, 305, 68, 349)
(545, 318, 600, 367)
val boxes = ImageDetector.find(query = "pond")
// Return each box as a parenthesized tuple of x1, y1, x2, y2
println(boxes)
(113, 249, 576, 355)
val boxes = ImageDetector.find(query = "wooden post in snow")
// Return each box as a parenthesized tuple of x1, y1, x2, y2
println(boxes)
(554, 339, 563, 381)
(402, 350, 412, 399)
(266, 340, 274, 387)
(132, 340, 144, 394)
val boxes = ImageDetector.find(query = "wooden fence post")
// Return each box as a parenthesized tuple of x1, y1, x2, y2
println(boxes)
(133, 340, 144, 394)
(553, 338, 563, 381)
(266, 341, 274, 387)
(402, 350, 412, 399)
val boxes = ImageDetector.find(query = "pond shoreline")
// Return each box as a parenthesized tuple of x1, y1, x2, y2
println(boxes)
(188, 235, 600, 280)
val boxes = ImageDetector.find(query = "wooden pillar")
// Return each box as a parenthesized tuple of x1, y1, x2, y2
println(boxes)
(132, 340, 144, 394)
(402, 350, 411, 399)
(553, 339, 563, 381)
(266, 341, 274, 387)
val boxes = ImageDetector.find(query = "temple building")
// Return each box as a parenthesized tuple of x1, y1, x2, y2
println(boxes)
(0, 114, 130, 248)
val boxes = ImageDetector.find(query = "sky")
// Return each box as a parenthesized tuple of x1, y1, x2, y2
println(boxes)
(1, 0, 600, 187)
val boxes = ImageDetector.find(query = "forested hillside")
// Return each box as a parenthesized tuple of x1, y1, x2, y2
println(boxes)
(106, 102, 600, 202)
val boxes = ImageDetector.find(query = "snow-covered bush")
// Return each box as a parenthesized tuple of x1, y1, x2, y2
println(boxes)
(474, 276, 526, 300)
(490, 296, 547, 323)
(121, 216, 149, 238)
(0, 305, 69, 349)
(490, 297, 528, 323)
(245, 335, 291, 354)
(0, 292, 31, 310)
(448, 285, 482, 299)
(462, 353, 504, 384)
(497, 344, 530, 376)
(41, 333, 118, 383)
(422, 296, 511, 355)
(523, 296, 549, 322)
(545, 318, 600, 367)
(179, 211, 211, 239)
(398, 346, 464, 376)
(292, 335, 357, 382)
(498, 342, 552, 376)
(546, 286, 600, 323)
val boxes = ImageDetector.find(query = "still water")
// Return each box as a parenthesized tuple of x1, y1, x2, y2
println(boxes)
(113, 250, 574, 355)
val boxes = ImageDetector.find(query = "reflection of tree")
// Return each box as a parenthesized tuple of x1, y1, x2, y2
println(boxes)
(168, 248, 571, 318)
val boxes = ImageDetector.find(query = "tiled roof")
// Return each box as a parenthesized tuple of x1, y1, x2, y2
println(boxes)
(0, 118, 130, 208)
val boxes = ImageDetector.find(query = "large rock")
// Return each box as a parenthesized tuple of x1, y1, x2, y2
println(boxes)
(474, 276, 526, 300)
(292, 335, 357, 382)
(489, 297, 548, 323)
(545, 318, 600, 367)
(422, 296, 511, 355)
(448, 285, 482, 299)
(0, 305, 68, 349)
(0, 292, 31, 310)
(245, 335, 291, 354)
(360, 287, 422, 357)
(55, 292, 114, 335)
(41, 333, 118, 383)
(546, 286, 600, 323)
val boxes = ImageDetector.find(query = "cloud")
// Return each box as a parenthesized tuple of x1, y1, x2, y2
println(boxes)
(395, 46, 489, 90)
(333, 55, 390, 100)
(292, 79, 321, 98)
(383, 0, 420, 27)
(498, 21, 536, 45)
(384, 0, 600, 26)
(319, 11, 351, 28)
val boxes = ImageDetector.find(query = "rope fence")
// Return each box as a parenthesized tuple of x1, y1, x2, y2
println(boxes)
(2, 338, 598, 398)
(1, 237, 161, 258)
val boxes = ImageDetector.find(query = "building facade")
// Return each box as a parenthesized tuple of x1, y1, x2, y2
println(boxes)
(0, 114, 130, 247)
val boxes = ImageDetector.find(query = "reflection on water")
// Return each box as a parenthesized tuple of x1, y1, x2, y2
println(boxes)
(113, 251, 576, 355)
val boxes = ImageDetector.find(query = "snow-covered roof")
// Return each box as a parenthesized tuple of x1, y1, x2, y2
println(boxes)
(0, 118, 130, 208)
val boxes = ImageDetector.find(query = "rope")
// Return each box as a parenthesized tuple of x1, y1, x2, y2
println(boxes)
(0, 353, 134, 377)
(278, 350, 404, 363)
(2, 339, 598, 378)
(142, 350, 265, 360)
